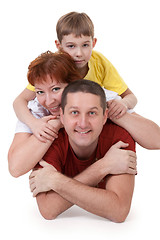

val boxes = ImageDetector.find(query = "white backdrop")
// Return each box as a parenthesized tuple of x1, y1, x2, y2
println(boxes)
(1, 0, 160, 239)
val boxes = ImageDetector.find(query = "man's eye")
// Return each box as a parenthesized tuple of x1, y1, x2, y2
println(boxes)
(71, 111, 78, 115)
(89, 111, 96, 115)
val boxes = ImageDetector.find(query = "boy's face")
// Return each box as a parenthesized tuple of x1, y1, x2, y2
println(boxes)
(56, 34, 97, 70)
(60, 91, 108, 158)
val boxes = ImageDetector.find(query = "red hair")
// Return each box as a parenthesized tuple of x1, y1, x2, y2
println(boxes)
(27, 51, 80, 86)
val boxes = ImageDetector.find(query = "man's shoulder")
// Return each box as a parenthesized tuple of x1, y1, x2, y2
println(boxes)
(100, 120, 135, 151)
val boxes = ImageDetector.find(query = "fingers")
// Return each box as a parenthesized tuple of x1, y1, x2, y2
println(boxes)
(39, 160, 50, 168)
(113, 141, 129, 149)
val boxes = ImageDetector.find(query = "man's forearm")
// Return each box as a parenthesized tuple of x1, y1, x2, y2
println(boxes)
(49, 172, 134, 221)
(36, 158, 108, 219)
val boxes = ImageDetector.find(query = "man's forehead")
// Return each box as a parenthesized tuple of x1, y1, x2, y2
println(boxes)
(66, 92, 102, 107)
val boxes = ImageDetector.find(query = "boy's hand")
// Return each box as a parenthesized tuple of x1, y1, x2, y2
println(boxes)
(108, 99, 127, 119)
(102, 141, 137, 175)
(30, 116, 61, 142)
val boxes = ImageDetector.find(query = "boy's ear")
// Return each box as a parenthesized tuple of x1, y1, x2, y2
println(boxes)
(55, 40, 61, 50)
(92, 38, 97, 48)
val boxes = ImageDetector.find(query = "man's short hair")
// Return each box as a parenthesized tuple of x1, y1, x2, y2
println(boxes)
(61, 79, 107, 114)
(56, 12, 94, 42)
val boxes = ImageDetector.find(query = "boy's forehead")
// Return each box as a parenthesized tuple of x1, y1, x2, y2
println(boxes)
(62, 34, 92, 42)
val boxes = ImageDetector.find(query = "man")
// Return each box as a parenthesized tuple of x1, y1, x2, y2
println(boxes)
(29, 80, 137, 222)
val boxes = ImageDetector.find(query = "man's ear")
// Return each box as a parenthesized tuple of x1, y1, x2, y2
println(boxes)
(60, 107, 64, 125)
(92, 38, 97, 48)
(55, 40, 61, 50)
(103, 108, 108, 125)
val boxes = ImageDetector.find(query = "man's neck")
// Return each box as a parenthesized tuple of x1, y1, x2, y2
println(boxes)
(69, 139, 98, 160)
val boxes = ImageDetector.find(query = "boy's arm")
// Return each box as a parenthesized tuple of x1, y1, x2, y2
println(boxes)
(30, 141, 137, 220)
(108, 88, 137, 119)
(120, 88, 137, 110)
(13, 88, 36, 125)
(112, 112, 160, 150)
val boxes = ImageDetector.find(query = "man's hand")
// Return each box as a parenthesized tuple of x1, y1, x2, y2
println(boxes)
(29, 160, 58, 197)
(102, 141, 137, 175)
(108, 99, 128, 119)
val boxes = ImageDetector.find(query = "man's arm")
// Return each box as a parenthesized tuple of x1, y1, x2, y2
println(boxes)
(47, 172, 134, 222)
(30, 141, 137, 221)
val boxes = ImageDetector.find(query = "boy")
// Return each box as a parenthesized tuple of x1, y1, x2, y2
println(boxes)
(13, 12, 137, 141)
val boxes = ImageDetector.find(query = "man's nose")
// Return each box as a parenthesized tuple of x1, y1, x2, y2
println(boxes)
(78, 114, 88, 128)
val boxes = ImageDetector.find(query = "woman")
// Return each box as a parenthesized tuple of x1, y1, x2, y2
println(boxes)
(8, 51, 80, 177)
(8, 51, 160, 177)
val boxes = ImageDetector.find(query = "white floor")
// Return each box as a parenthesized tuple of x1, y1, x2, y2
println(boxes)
(1, 0, 160, 239)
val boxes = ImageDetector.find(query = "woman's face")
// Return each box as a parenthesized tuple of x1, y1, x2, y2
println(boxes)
(34, 75, 67, 116)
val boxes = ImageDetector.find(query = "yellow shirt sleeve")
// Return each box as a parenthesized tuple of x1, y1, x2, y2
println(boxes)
(84, 51, 128, 95)
(26, 83, 35, 91)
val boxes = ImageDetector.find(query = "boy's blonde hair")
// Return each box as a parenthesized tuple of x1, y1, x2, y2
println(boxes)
(56, 12, 94, 43)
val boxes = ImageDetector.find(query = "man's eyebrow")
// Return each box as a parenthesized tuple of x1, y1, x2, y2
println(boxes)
(68, 106, 99, 110)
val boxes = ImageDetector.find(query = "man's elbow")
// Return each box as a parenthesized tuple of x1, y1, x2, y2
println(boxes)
(104, 205, 130, 223)
(38, 206, 58, 220)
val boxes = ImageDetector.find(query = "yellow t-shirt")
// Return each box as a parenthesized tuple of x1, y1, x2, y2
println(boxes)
(84, 50, 127, 95)
(26, 50, 127, 95)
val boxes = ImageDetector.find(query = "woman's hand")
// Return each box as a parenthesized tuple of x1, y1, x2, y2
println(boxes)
(30, 115, 61, 142)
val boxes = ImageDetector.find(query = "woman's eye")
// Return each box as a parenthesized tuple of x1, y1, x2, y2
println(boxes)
(52, 87, 60, 92)
(36, 91, 44, 95)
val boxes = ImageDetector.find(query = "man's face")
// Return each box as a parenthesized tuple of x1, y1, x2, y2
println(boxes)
(60, 92, 108, 157)
(56, 34, 97, 70)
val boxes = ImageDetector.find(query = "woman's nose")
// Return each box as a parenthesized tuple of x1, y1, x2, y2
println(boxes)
(45, 94, 55, 106)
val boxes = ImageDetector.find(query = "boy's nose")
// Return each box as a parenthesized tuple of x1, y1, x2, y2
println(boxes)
(76, 47, 82, 57)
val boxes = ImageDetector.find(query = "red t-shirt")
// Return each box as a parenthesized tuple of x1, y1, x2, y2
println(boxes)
(43, 120, 135, 188)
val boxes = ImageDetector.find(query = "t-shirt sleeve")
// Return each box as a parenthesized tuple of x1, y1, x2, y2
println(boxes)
(113, 125, 136, 152)
(43, 145, 63, 172)
(26, 83, 35, 91)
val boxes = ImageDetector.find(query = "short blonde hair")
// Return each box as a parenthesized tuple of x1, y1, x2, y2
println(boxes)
(56, 12, 94, 42)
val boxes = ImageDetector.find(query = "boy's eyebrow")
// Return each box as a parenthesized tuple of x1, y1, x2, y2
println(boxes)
(66, 40, 91, 44)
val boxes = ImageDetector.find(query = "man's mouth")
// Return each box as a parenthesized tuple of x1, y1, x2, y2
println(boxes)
(75, 129, 91, 134)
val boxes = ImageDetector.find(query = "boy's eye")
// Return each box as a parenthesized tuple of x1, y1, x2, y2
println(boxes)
(83, 44, 89, 47)
(67, 44, 75, 49)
